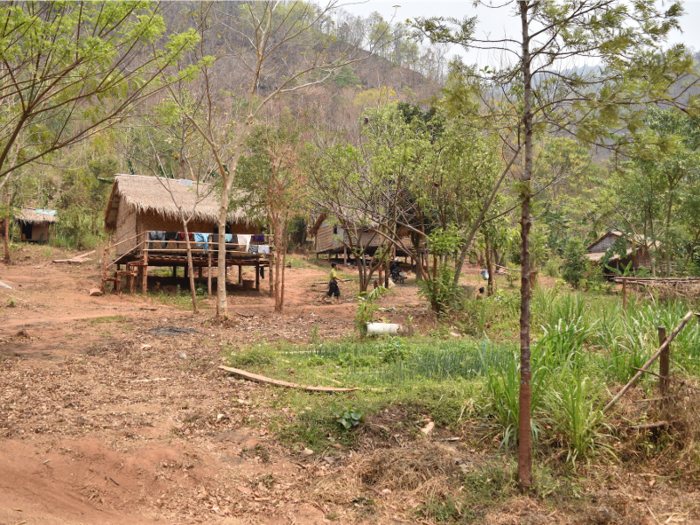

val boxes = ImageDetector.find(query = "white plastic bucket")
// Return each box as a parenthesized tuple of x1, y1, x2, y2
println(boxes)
(366, 323, 400, 336)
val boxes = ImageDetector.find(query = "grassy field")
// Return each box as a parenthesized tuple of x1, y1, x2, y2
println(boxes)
(223, 287, 700, 521)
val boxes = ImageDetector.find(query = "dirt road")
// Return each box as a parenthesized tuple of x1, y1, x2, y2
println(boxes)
(0, 246, 430, 524)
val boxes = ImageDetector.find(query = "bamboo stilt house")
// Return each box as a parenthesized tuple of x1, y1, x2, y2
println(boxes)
(309, 213, 413, 257)
(102, 175, 271, 294)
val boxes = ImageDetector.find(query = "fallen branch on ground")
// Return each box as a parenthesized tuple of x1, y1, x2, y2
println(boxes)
(219, 365, 359, 392)
(53, 250, 95, 264)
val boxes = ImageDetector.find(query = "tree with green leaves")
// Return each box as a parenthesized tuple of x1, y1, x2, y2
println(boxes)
(415, 0, 697, 490)
(0, 1, 197, 189)
(236, 115, 309, 312)
(165, 0, 373, 318)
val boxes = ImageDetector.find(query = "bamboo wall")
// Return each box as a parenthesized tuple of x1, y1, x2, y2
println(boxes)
(115, 205, 259, 256)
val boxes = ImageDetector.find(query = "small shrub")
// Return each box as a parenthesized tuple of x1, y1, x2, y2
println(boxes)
(355, 286, 388, 337)
(561, 238, 588, 289)
(543, 258, 561, 278)
(333, 407, 363, 430)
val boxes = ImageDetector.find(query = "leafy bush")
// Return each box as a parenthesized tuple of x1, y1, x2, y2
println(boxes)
(355, 286, 388, 337)
(417, 266, 459, 314)
(543, 258, 561, 278)
(561, 238, 588, 289)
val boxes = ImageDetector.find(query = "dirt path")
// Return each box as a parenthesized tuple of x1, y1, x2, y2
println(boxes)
(0, 247, 432, 524)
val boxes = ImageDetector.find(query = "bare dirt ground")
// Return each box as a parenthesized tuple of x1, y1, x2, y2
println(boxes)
(1, 245, 698, 525)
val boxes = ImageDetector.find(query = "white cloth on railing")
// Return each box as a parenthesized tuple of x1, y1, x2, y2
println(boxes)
(258, 245, 270, 254)
(238, 234, 251, 251)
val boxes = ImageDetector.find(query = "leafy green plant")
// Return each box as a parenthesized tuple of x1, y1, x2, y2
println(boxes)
(377, 337, 409, 363)
(333, 406, 363, 429)
(547, 371, 610, 466)
(543, 258, 561, 278)
(561, 238, 588, 289)
(485, 359, 543, 450)
(355, 286, 388, 337)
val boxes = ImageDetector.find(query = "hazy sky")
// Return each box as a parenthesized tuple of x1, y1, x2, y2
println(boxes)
(340, 0, 700, 66)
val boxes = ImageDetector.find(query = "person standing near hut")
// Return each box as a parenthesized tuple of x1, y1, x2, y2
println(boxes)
(320, 262, 342, 304)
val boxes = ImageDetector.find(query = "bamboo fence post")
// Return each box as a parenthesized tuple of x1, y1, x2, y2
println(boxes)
(604, 311, 695, 413)
(658, 326, 669, 399)
(207, 252, 212, 296)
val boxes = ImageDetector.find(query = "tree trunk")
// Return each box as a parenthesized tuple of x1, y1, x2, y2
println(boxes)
(280, 224, 288, 311)
(216, 198, 228, 317)
(273, 219, 283, 312)
(3, 187, 10, 264)
(183, 222, 198, 313)
(665, 192, 673, 277)
(486, 237, 495, 296)
(518, 0, 533, 492)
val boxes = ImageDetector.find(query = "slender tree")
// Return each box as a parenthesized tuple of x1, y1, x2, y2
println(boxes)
(415, 0, 696, 490)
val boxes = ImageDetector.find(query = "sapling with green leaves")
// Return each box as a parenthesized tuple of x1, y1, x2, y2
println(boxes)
(415, 0, 696, 489)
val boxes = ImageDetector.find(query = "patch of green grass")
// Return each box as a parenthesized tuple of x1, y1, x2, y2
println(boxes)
(228, 348, 276, 368)
(89, 315, 128, 324)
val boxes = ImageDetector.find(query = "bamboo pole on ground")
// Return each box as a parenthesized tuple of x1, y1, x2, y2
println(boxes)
(604, 311, 695, 413)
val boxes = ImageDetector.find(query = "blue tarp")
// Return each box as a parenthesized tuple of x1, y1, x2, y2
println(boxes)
(35, 209, 57, 216)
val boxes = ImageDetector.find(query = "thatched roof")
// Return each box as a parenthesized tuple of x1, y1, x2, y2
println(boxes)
(104, 175, 247, 231)
(15, 208, 57, 224)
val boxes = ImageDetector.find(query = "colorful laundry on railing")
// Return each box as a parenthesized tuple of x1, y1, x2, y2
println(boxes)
(193, 232, 210, 253)
(225, 234, 234, 243)
(252, 234, 266, 242)
(248, 244, 259, 254)
(177, 232, 194, 242)
(149, 230, 166, 249)
(258, 245, 270, 254)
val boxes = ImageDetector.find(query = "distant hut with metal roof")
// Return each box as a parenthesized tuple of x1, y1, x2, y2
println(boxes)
(15, 208, 57, 244)
(585, 230, 657, 273)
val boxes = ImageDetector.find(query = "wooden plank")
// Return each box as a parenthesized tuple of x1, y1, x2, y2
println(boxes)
(218, 365, 359, 392)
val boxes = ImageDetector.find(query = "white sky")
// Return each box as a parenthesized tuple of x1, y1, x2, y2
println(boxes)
(340, 0, 700, 67)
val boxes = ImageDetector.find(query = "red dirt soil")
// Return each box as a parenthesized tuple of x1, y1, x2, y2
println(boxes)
(1, 245, 697, 524)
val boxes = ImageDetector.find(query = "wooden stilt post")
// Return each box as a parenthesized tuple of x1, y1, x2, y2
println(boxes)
(142, 246, 149, 295)
(198, 266, 203, 279)
(343, 246, 347, 266)
(328, 252, 331, 262)
(101, 249, 108, 293)
(207, 252, 212, 296)
(172, 266, 177, 279)
(255, 261, 260, 291)
(658, 326, 669, 399)
(238, 265, 242, 284)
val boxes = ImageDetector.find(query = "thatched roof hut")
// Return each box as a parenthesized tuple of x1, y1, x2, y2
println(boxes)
(104, 174, 245, 230)
(104, 174, 255, 256)
(14, 208, 56, 244)
(15, 208, 57, 225)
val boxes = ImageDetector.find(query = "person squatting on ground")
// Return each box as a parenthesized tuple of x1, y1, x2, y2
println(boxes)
(319, 262, 342, 304)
